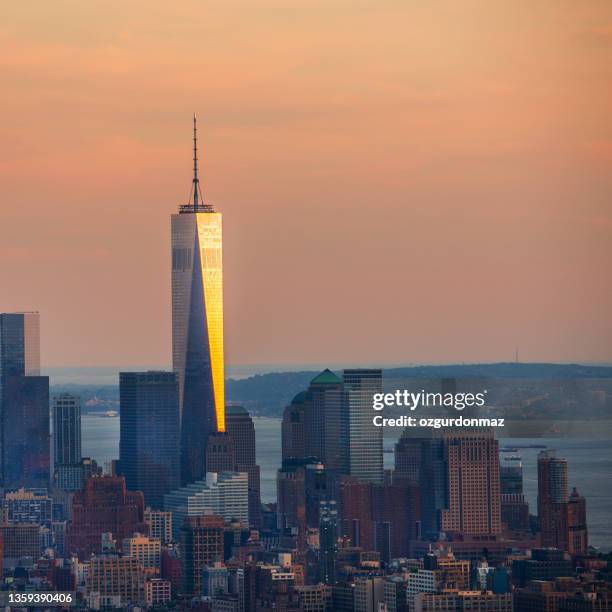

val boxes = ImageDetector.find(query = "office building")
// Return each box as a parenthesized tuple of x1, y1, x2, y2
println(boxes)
(164, 472, 248, 536)
(281, 393, 306, 462)
(205, 431, 235, 473)
(119, 371, 180, 509)
(419, 429, 501, 537)
(172, 116, 225, 485)
(0, 523, 40, 560)
(52, 393, 82, 491)
(87, 555, 145, 608)
(319, 500, 338, 585)
(2, 375, 50, 489)
(568, 487, 588, 555)
(512, 548, 573, 586)
(303, 369, 344, 470)
(144, 508, 173, 545)
(413, 591, 512, 611)
(538, 450, 569, 550)
(4, 488, 52, 524)
(225, 405, 262, 528)
(66, 475, 145, 557)
(343, 369, 383, 483)
(122, 533, 161, 576)
(0, 312, 49, 490)
(180, 514, 224, 596)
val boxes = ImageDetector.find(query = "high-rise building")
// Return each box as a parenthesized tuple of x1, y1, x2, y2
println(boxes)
(119, 371, 180, 509)
(172, 116, 225, 485)
(225, 405, 261, 528)
(499, 455, 529, 534)
(180, 514, 224, 596)
(372, 481, 420, 562)
(0, 523, 40, 560)
(164, 472, 248, 536)
(319, 500, 338, 585)
(281, 393, 306, 462)
(394, 433, 423, 485)
(339, 476, 375, 551)
(52, 393, 82, 491)
(303, 369, 344, 470)
(65, 475, 145, 558)
(567, 487, 588, 555)
(0, 312, 40, 378)
(2, 375, 50, 490)
(419, 429, 501, 537)
(205, 432, 235, 473)
(343, 369, 383, 484)
(538, 450, 569, 550)
(0, 312, 49, 490)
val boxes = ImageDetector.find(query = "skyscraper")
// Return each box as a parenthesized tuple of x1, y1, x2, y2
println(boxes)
(538, 450, 569, 550)
(303, 369, 344, 471)
(567, 487, 588, 555)
(180, 514, 224, 596)
(438, 429, 501, 536)
(66, 475, 145, 558)
(342, 369, 383, 484)
(225, 405, 262, 527)
(172, 116, 225, 485)
(418, 429, 501, 537)
(52, 393, 83, 491)
(119, 371, 181, 509)
(281, 393, 306, 462)
(0, 312, 49, 489)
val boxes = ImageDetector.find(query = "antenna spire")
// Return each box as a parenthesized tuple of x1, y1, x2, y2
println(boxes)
(191, 113, 204, 209)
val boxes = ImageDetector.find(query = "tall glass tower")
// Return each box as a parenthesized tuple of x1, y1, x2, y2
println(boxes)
(172, 116, 225, 485)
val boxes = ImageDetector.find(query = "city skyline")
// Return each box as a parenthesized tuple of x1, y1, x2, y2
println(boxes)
(2, 1, 612, 368)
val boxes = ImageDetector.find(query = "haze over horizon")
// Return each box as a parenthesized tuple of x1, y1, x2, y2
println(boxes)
(2, 1, 612, 368)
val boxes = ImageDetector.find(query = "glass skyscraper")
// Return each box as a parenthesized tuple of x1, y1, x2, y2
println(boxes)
(119, 371, 180, 509)
(0, 312, 49, 489)
(172, 116, 225, 485)
(52, 393, 83, 491)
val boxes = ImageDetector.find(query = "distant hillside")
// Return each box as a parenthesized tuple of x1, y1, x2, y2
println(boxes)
(52, 363, 612, 418)
(225, 362, 612, 417)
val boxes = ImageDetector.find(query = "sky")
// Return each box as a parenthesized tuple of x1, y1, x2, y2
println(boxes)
(1, 0, 611, 368)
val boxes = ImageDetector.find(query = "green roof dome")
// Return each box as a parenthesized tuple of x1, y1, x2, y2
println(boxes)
(310, 368, 341, 385)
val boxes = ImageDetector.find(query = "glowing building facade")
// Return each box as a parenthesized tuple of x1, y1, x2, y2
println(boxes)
(172, 116, 225, 485)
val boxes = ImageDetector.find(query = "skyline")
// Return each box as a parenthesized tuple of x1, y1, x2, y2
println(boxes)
(2, 0, 612, 368)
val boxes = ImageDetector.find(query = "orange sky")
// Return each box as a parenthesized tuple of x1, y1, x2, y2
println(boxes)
(1, 0, 611, 368)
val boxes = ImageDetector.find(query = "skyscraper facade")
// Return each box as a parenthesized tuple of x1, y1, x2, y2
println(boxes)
(0, 312, 49, 489)
(66, 475, 145, 558)
(303, 369, 344, 471)
(172, 116, 225, 485)
(343, 369, 383, 484)
(418, 429, 501, 537)
(226, 405, 262, 527)
(52, 393, 82, 491)
(119, 371, 181, 509)
(538, 450, 569, 550)
(440, 429, 501, 536)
